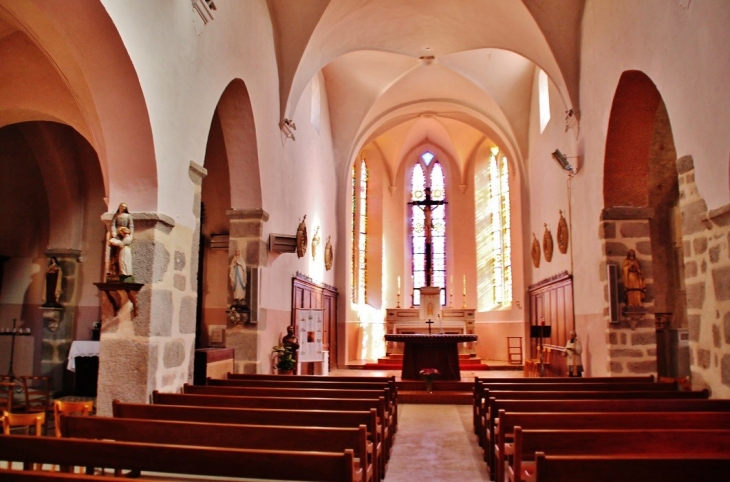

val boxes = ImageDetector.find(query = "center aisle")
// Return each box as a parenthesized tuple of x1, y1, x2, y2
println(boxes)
(385, 404, 488, 481)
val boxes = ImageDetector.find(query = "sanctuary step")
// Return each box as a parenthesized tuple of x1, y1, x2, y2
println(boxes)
(360, 353, 492, 371)
(397, 380, 474, 404)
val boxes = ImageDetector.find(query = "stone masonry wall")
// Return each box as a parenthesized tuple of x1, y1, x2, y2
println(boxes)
(677, 156, 730, 397)
(600, 208, 657, 375)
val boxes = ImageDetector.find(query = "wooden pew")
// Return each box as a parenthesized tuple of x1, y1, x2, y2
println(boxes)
(0, 469, 156, 481)
(181, 384, 394, 462)
(153, 391, 389, 479)
(0, 435, 362, 481)
(495, 412, 730, 482)
(473, 378, 668, 439)
(510, 429, 730, 482)
(532, 453, 730, 482)
(483, 396, 730, 477)
(481, 388, 708, 455)
(472, 375, 656, 433)
(208, 377, 398, 431)
(475, 378, 676, 466)
(60, 415, 374, 482)
(113, 400, 384, 479)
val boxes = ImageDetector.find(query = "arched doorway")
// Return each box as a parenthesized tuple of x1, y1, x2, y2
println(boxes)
(602, 70, 688, 378)
(198, 79, 264, 373)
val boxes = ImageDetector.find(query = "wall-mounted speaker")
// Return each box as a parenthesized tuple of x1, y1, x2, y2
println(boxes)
(607, 263, 619, 323)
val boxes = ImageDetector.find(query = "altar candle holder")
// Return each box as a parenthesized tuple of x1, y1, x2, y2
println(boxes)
(396, 293, 401, 308)
(449, 293, 453, 308)
(462, 293, 467, 309)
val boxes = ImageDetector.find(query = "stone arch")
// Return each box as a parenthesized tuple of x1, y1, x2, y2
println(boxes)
(601, 70, 687, 378)
(198, 79, 265, 373)
(0, 1, 158, 210)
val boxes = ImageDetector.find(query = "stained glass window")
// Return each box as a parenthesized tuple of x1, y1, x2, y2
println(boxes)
(411, 152, 446, 305)
(351, 159, 368, 304)
(478, 147, 512, 308)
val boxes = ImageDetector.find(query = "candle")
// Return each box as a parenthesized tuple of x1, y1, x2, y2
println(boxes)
(450, 275, 453, 288)
(397, 276, 401, 294)
(463, 275, 466, 296)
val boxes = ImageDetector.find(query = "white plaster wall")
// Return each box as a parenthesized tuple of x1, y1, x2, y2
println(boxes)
(100, 0, 281, 228)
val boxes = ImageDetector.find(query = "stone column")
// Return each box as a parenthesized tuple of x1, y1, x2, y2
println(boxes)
(600, 207, 657, 375)
(226, 208, 269, 374)
(41, 249, 81, 392)
(95, 211, 199, 416)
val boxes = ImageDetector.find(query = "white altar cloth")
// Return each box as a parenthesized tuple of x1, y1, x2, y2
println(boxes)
(67, 341, 100, 372)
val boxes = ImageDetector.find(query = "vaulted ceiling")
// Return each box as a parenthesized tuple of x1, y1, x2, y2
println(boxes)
(268, 0, 585, 177)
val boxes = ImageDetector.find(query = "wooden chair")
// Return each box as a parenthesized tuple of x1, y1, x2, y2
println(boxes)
(20, 376, 53, 435)
(1, 381, 17, 413)
(54, 400, 94, 437)
(2, 410, 45, 435)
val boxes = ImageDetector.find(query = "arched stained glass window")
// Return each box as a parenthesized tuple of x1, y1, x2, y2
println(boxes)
(411, 151, 446, 305)
(477, 147, 512, 309)
(351, 159, 368, 303)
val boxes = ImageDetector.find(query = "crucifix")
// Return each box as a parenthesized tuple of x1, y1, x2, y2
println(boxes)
(408, 186, 448, 287)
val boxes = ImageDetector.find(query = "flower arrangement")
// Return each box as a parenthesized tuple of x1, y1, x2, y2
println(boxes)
(419, 368, 440, 393)
(272, 344, 296, 372)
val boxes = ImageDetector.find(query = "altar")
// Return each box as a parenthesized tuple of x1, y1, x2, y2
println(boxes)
(384, 307, 476, 354)
(384, 333, 478, 380)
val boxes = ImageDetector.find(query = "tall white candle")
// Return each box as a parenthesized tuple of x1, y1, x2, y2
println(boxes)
(450, 275, 453, 288)
(463, 275, 466, 296)
(397, 276, 401, 294)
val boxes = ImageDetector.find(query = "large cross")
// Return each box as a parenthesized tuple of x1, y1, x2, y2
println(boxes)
(408, 186, 448, 287)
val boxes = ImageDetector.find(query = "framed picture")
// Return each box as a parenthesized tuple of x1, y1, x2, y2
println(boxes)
(294, 308, 324, 362)
(208, 324, 226, 348)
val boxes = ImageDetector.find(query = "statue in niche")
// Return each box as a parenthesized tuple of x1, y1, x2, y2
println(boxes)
(543, 223, 554, 262)
(622, 249, 646, 307)
(296, 215, 308, 258)
(229, 249, 247, 304)
(311, 226, 321, 260)
(531, 233, 540, 268)
(42, 257, 63, 307)
(557, 210, 569, 254)
(107, 202, 134, 281)
(109, 227, 134, 280)
(324, 236, 333, 271)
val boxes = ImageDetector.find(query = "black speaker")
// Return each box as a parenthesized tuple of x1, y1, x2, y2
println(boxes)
(530, 325, 552, 338)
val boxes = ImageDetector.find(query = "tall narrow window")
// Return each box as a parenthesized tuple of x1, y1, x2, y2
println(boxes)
(538, 69, 550, 133)
(351, 159, 368, 304)
(476, 147, 512, 309)
(411, 151, 447, 305)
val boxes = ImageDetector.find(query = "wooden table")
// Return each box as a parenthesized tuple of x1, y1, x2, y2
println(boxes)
(384, 334, 478, 381)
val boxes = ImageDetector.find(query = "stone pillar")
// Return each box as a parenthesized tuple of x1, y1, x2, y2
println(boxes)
(95, 211, 199, 416)
(41, 249, 81, 393)
(600, 207, 657, 375)
(226, 208, 269, 374)
(676, 156, 730, 392)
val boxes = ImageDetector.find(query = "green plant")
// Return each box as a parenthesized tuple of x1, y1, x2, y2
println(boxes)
(272, 344, 296, 371)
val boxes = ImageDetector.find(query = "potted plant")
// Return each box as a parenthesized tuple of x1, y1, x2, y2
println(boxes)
(272, 344, 296, 374)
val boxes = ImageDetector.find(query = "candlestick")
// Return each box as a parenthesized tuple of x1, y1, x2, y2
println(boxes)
(396, 293, 401, 308)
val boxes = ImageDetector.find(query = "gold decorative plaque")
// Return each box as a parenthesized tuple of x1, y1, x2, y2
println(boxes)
(296, 215, 307, 258)
(543, 223, 554, 262)
(531, 233, 541, 268)
(324, 236, 333, 271)
(557, 210, 569, 254)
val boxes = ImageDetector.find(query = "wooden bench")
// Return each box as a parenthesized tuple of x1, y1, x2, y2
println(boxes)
(0, 435, 362, 481)
(0, 469, 157, 481)
(494, 413, 730, 482)
(208, 377, 398, 431)
(512, 428, 730, 481)
(480, 388, 706, 466)
(180, 384, 394, 462)
(532, 453, 730, 482)
(474, 379, 670, 439)
(472, 375, 656, 432)
(59, 414, 374, 482)
(153, 390, 389, 479)
(113, 400, 384, 479)
(483, 397, 730, 477)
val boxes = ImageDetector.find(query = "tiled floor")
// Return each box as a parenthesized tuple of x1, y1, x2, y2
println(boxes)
(325, 366, 520, 481)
